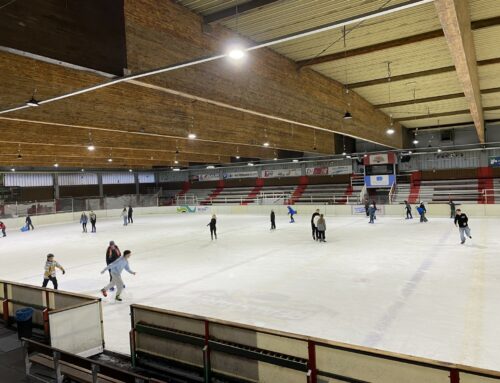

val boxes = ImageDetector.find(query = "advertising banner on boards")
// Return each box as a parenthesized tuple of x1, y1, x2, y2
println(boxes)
(223, 171, 259, 179)
(262, 168, 302, 178)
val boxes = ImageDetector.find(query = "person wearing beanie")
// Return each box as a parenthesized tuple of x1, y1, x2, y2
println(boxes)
(42, 254, 65, 290)
(89, 211, 97, 233)
(368, 204, 377, 224)
(417, 201, 428, 222)
(270, 210, 276, 230)
(105, 241, 121, 285)
(207, 214, 217, 240)
(311, 209, 320, 240)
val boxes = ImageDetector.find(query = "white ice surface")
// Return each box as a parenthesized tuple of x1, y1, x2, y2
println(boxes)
(1, 213, 498, 371)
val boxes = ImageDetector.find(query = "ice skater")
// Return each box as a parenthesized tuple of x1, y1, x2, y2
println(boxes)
(316, 214, 326, 242)
(121, 208, 128, 226)
(364, 199, 369, 217)
(448, 200, 456, 219)
(128, 205, 134, 224)
(270, 210, 276, 230)
(42, 254, 65, 290)
(454, 209, 472, 244)
(80, 212, 88, 233)
(208, 214, 217, 240)
(26, 215, 34, 230)
(404, 200, 413, 219)
(100, 250, 136, 302)
(90, 210, 97, 232)
(417, 201, 428, 222)
(0, 221, 6, 237)
(106, 241, 121, 288)
(311, 209, 320, 240)
(368, 204, 376, 224)
(287, 206, 296, 223)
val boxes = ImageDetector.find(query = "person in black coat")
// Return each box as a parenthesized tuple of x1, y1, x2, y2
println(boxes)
(128, 205, 134, 224)
(404, 200, 412, 219)
(26, 215, 34, 230)
(448, 200, 456, 219)
(311, 209, 320, 240)
(105, 241, 121, 283)
(454, 209, 472, 244)
(207, 214, 217, 240)
(270, 210, 276, 230)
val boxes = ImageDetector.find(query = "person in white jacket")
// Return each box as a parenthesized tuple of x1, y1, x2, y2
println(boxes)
(120, 208, 128, 226)
(100, 250, 136, 301)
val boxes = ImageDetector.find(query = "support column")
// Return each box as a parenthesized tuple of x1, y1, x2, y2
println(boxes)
(134, 172, 140, 195)
(53, 174, 60, 199)
(98, 174, 104, 197)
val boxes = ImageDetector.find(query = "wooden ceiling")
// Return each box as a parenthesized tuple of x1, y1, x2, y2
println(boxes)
(5, 0, 497, 170)
(184, 0, 500, 140)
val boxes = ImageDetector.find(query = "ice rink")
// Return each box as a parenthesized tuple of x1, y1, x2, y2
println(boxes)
(1, 211, 499, 371)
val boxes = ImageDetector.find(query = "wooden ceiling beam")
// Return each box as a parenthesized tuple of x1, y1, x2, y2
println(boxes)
(203, 0, 281, 24)
(348, 57, 500, 89)
(396, 106, 500, 122)
(435, 0, 484, 142)
(297, 16, 500, 68)
(375, 87, 500, 109)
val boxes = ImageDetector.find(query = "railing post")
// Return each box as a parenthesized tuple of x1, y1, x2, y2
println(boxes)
(91, 363, 100, 383)
(23, 341, 32, 377)
(307, 341, 317, 383)
(450, 369, 460, 383)
(203, 320, 211, 383)
(2, 299, 9, 324)
(53, 351, 63, 383)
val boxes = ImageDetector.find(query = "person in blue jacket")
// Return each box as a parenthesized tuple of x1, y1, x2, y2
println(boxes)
(100, 250, 136, 301)
(417, 201, 428, 223)
(287, 206, 297, 223)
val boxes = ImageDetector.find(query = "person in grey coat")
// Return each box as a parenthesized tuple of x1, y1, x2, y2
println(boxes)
(316, 214, 326, 242)
(368, 204, 376, 224)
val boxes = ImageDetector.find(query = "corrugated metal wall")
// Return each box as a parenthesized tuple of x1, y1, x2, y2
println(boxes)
(58, 173, 98, 186)
(101, 172, 135, 185)
(4, 173, 53, 187)
(138, 172, 155, 184)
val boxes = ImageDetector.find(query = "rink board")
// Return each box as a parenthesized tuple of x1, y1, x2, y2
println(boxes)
(130, 304, 500, 383)
(0, 280, 104, 357)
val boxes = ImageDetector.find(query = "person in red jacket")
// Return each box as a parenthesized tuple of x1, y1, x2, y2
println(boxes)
(0, 221, 6, 237)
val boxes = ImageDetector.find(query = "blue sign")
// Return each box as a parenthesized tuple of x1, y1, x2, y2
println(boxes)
(364, 174, 395, 188)
(489, 156, 500, 167)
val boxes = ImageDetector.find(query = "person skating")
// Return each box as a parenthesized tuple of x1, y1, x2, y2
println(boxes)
(100, 250, 136, 301)
(42, 254, 65, 290)
(316, 214, 326, 242)
(287, 206, 297, 223)
(364, 199, 369, 217)
(121, 208, 128, 226)
(368, 204, 376, 224)
(89, 211, 97, 233)
(404, 200, 413, 219)
(417, 201, 428, 222)
(128, 205, 134, 224)
(207, 214, 217, 240)
(449, 200, 456, 219)
(0, 221, 6, 237)
(26, 215, 34, 230)
(80, 212, 88, 233)
(454, 209, 472, 244)
(311, 209, 320, 240)
(270, 210, 276, 230)
(106, 241, 121, 290)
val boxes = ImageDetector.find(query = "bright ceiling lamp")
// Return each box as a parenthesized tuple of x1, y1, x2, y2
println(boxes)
(248, 162, 254, 166)
(228, 48, 245, 60)
(343, 111, 352, 120)
(129, 169, 133, 172)
(87, 144, 95, 151)
(108, 158, 113, 162)
(188, 133, 197, 140)
(235, 155, 240, 159)
(413, 139, 419, 145)
(273, 157, 278, 161)
(206, 165, 215, 169)
(437, 148, 442, 153)
(386, 127, 395, 135)
(263, 142, 270, 147)
(10, 168, 15, 172)
(173, 168, 180, 171)
(54, 163, 59, 168)
(292, 159, 299, 163)
(174, 160, 179, 164)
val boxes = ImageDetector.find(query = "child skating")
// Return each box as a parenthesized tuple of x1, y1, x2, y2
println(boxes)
(42, 254, 65, 290)
(100, 250, 136, 301)
(80, 212, 88, 233)
(454, 209, 472, 244)
(404, 200, 412, 219)
(270, 210, 276, 230)
(316, 214, 326, 242)
(368, 204, 376, 224)
(287, 206, 297, 223)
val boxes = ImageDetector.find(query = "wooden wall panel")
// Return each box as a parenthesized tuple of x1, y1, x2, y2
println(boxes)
(123, 0, 403, 148)
(0, 0, 126, 75)
(59, 185, 100, 198)
(19, 187, 54, 201)
(103, 184, 136, 196)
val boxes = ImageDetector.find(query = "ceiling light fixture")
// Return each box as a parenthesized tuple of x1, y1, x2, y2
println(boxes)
(292, 159, 299, 163)
(174, 160, 179, 164)
(343, 111, 352, 120)
(17, 153, 22, 160)
(54, 163, 59, 168)
(87, 144, 95, 151)
(108, 158, 113, 162)
(10, 168, 15, 172)
(413, 139, 419, 145)
(206, 165, 215, 169)
(386, 128, 395, 135)
(228, 47, 245, 60)
(129, 169, 133, 172)
(26, 96, 39, 107)
(273, 157, 278, 161)
(248, 162, 254, 166)
(173, 168, 180, 171)
(263, 142, 270, 147)
(81, 168, 85, 172)
(188, 133, 197, 140)
(235, 155, 240, 159)
(437, 148, 442, 153)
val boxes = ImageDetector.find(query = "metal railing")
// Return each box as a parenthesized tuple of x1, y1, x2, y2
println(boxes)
(0, 193, 159, 219)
